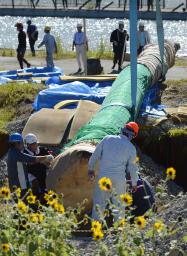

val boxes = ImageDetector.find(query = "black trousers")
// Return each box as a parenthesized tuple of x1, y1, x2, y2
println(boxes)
(62, 0, 68, 8)
(29, 168, 47, 192)
(17, 48, 30, 69)
(29, 37, 36, 54)
(113, 48, 126, 68)
(137, 46, 144, 55)
(95, 0, 102, 10)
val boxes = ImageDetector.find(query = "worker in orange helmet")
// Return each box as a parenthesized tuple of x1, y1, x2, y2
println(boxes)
(88, 121, 139, 221)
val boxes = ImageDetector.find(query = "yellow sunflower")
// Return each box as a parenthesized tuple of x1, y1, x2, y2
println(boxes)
(26, 194, 36, 204)
(135, 216, 146, 229)
(93, 229, 104, 241)
(57, 204, 65, 214)
(15, 187, 21, 198)
(166, 167, 176, 180)
(120, 193, 133, 206)
(91, 220, 102, 231)
(0, 186, 11, 200)
(118, 218, 126, 227)
(29, 213, 44, 223)
(153, 221, 164, 232)
(98, 177, 112, 191)
(17, 200, 28, 214)
(1, 243, 10, 253)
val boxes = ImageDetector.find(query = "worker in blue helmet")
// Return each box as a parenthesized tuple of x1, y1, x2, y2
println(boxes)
(7, 133, 53, 193)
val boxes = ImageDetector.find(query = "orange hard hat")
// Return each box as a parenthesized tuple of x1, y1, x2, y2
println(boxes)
(125, 122, 139, 137)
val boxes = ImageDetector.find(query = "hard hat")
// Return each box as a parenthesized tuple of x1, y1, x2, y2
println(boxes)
(15, 22, 23, 28)
(77, 23, 83, 28)
(27, 20, 32, 24)
(118, 21, 124, 25)
(9, 133, 23, 143)
(139, 22, 145, 27)
(24, 133, 38, 144)
(45, 26, 51, 31)
(125, 122, 139, 137)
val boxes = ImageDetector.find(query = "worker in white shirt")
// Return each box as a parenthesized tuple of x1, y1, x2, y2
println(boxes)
(38, 26, 57, 68)
(72, 24, 88, 74)
(137, 22, 151, 55)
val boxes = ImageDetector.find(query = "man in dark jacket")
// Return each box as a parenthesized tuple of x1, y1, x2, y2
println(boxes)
(15, 22, 31, 69)
(7, 133, 51, 194)
(27, 20, 38, 56)
(110, 21, 129, 72)
(24, 133, 54, 195)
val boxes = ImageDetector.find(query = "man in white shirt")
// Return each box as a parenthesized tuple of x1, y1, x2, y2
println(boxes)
(88, 122, 139, 221)
(38, 26, 57, 68)
(137, 22, 151, 55)
(72, 24, 88, 74)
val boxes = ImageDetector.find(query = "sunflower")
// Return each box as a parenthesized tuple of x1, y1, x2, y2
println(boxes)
(1, 243, 10, 253)
(135, 216, 146, 229)
(153, 221, 164, 232)
(166, 167, 176, 180)
(91, 220, 102, 231)
(93, 229, 104, 241)
(26, 194, 36, 204)
(57, 204, 65, 214)
(118, 218, 126, 227)
(0, 186, 11, 200)
(98, 177, 112, 191)
(120, 193, 133, 206)
(29, 213, 44, 223)
(15, 187, 21, 198)
(17, 200, 28, 214)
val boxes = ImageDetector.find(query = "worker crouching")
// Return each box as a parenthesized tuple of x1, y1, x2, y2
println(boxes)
(24, 133, 54, 196)
(88, 122, 139, 221)
(7, 133, 53, 195)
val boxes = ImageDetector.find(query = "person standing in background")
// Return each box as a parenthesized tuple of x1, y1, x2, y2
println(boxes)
(110, 21, 129, 72)
(38, 26, 57, 68)
(15, 22, 31, 69)
(95, 0, 102, 10)
(26, 20, 38, 56)
(72, 23, 88, 74)
(137, 22, 151, 55)
(147, 0, 154, 11)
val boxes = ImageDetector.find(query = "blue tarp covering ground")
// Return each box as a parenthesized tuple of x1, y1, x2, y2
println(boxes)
(0, 67, 63, 82)
(33, 80, 112, 111)
(140, 83, 166, 117)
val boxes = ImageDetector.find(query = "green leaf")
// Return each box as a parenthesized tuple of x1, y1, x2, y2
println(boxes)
(28, 242, 38, 256)
(183, 235, 187, 243)
(133, 237, 142, 246)
(145, 229, 154, 238)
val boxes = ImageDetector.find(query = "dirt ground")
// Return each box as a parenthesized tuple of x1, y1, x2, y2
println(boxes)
(0, 56, 187, 80)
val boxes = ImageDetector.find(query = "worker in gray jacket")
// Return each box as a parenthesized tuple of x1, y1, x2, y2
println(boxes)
(38, 26, 57, 68)
(88, 122, 139, 221)
(137, 22, 151, 55)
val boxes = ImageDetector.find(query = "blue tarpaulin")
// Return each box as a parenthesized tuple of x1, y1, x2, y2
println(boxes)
(33, 80, 112, 111)
(0, 67, 63, 82)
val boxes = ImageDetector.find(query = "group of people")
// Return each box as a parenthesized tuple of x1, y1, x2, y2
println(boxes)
(7, 121, 154, 220)
(7, 132, 54, 197)
(15, 20, 150, 74)
(110, 21, 150, 72)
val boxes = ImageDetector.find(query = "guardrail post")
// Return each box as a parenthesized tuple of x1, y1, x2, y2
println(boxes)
(163, 0, 165, 9)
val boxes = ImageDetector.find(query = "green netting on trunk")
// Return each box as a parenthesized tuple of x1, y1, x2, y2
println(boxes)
(63, 64, 152, 150)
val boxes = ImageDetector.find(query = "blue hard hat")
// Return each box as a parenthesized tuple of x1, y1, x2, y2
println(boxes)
(9, 133, 23, 143)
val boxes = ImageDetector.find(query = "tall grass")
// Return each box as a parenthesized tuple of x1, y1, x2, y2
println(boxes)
(0, 38, 113, 60)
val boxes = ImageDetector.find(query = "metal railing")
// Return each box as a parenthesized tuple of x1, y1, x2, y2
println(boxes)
(1, 0, 187, 10)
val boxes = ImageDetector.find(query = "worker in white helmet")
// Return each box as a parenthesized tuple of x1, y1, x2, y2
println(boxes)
(72, 23, 88, 74)
(137, 22, 151, 55)
(110, 21, 129, 72)
(24, 133, 54, 195)
(38, 26, 57, 68)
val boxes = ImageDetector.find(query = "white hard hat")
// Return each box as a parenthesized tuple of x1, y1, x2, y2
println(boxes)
(77, 23, 82, 28)
(139, 22, 145, 27)
(24, 133, 38, 144)
(119, 21, 124, 25)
